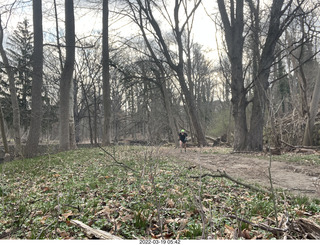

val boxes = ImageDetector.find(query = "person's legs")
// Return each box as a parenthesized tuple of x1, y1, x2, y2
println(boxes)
(180, 140, 187, 152)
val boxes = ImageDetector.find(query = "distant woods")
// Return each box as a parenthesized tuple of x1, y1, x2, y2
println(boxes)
(0, 0, 320, 158)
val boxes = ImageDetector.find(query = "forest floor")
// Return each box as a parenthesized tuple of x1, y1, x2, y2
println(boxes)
(162, 146, 320, 199)
(1, 145, 320, 239)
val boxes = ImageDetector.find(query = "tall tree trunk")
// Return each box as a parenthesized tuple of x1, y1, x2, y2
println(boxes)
(156, 71, 179, 147)
(247, 0, 285, 151)
(0, 15, 22, 156)
(80, 80, 93, 145)
(25, 0, 43, 158)
(59, 0, 75, 151)
(102, 0, 111, 145)
(93, 86, 98, 145)
(54, 0, 64, 71)
(173, 0, 206, 146)
(218, 0, 293, 151)
(69, 79, 76, 149)
(217, 0, 247, 151)
(74, 77, 80, 143)
(177, 70, 207, 146)
(303, 69, 320, 146)
(0, 102, 9, 154)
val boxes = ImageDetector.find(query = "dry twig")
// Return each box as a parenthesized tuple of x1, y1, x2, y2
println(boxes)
(97, 144, 137, 173)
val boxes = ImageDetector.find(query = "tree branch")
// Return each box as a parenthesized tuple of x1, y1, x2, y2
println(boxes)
(97, 144, 137, 173)
(226, 214, 288, 236)
(190, 170, 271, 194)
(70, 220, 122, 240)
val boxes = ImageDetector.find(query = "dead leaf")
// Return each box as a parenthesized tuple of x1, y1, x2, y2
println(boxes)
(41, 187, 50, 192)
(96, 206, 111, 216)
(120, 214, 134, 222)
(40, 215, 49, 224)
(62, 211, 73, 220)
(295, 209, 312, 217)
(57, 228, 69, 239)
(241, 229, 251, 239)
(165, 218, 176, 224)
(224, 224, 235, 239)
(140, 185, 146, 192)
(166, 199, 175, 208)
(251, 234, 264, 240)
(178, 219, 188, 231)
(164, 232, 174, 239)
(35, 210, 43, 216)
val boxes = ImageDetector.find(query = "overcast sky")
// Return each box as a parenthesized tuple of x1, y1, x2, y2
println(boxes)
(0, 0, 218, 60)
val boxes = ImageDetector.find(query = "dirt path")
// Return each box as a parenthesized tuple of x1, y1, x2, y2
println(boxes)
(161, 147, 320, 199)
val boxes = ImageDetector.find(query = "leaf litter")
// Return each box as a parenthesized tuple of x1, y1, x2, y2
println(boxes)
(0, 146, 319, 240)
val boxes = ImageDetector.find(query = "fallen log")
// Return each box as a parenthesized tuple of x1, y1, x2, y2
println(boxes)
(294, 218, 320, 239)
(205, 136, 216, 142)
(70, 220, 122, 240)
(226, 215, 320, 239)
(281, 140, 320, 152)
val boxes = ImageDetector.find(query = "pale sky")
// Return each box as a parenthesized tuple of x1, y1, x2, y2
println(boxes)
(0, 0, 218, 60)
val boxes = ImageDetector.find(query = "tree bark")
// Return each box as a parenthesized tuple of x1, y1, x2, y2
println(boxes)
(25, 0, 43, 158)
(102, 0, 112, 146)
(247, 0, 285, 151)
(156, 71, 179, 147)
(217, 0, 247, 151)
(218, 0, 294, 151)
(59, 0, 75, 151)
(303, 69, 320, 146)
(80, 79, 94, 145)
(69, 79, 76, 149)
(0, 15, 22, 156)
(0, 102, 9, 154)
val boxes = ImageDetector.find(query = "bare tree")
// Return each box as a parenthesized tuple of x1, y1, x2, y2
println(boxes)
(102, 0, 112, 146)
(126, 0, 207, 146)
(0, 14, 22, 156)
(59, 0, 75, 151)
(217, 0, 306, 151)
(303, 68, 320, 146)
(217, 0, 246, 151)
(25, 0, 43, 158)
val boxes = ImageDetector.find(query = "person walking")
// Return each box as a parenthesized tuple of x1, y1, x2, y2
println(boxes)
(179, 129, 188, 152)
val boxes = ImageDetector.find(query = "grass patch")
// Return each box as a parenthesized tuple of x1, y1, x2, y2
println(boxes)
(272, 153, 320, 166)
(0, 146, 319, 240)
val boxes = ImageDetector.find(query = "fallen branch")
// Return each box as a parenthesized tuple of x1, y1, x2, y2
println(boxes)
(226, 215, 288, 236)
(70, 220, 122, 240)
(0, 228, 19, 239)
(190, 170, 271, 194)
(37, 220, 55, 239)
(295, 218, 320, 239)
(281, 140, 320, 151)
(281, 140, 296, 149)
(226, 215, 320, 239)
